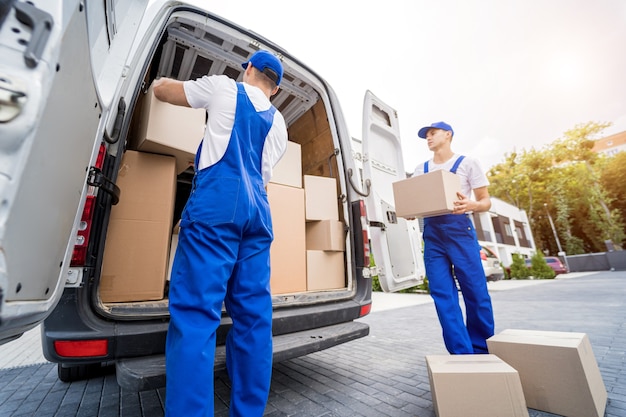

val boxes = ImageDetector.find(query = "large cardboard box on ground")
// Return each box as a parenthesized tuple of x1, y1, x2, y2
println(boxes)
(268, 183, 306, 294)
(303, 175, 338, 221)
(305, 220, 345, 251)
(426, 354, 528, 417)
(100, 151, 176, 303)
(487, 329, 607, 417)
(133, 85, 205, 174)
(306, 250, 345, 291)
(270, 141, 302, 188)
(392, 170, 461, 218)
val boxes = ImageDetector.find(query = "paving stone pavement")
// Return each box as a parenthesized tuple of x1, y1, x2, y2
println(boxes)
(0, 271, 625, 416)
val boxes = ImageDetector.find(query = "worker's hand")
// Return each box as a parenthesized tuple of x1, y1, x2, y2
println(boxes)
(453, 192, 472, 214)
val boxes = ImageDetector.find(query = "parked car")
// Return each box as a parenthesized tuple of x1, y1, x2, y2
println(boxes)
(544, 257, 569, 275)
(481, 246, 504, 282)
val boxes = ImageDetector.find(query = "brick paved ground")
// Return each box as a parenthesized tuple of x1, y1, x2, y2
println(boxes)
(1, 271, 624, 416)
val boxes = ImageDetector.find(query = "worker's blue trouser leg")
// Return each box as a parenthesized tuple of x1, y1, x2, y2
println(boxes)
(165, 209, 273, 417)
(423, 214, 495, 354)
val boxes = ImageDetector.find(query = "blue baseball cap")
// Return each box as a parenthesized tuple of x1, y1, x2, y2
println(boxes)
(418, 121, 454, 139)
(241, 50, 284, 86)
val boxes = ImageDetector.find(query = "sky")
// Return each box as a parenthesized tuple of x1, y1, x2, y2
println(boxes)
(184, 0, 626, 172)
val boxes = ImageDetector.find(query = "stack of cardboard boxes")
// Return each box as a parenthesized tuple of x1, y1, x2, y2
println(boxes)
(267, 141, 307, 294)
(303, 175, 345, 291)
(100, 86, 205, 303)
(268, 141, 346, 294)
(100, 150, 177, 303)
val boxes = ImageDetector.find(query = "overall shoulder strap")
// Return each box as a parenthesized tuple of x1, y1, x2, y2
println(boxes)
(424, 161, 429, 173)
(450, 155, 465, 173)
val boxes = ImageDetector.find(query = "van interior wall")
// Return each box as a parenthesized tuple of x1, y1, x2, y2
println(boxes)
(287, 100, 342, 223)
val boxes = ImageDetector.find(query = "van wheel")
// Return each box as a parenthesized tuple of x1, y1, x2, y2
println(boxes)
(58, 363, 109, 382)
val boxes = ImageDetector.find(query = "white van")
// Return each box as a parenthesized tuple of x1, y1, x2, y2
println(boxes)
(0, 1, 424, 389)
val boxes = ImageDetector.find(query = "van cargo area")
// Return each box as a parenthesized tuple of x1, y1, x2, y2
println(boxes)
(33, 4, 377, 387)
(94, 15, 355, 317)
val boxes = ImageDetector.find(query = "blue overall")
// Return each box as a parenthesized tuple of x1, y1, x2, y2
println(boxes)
(166, 83, 275, 416)
(423, 156, 494, 354)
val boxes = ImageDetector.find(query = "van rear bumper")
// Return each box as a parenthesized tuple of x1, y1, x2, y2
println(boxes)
(116, 320, 370, 391)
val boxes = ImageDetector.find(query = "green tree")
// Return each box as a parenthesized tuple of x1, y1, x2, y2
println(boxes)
(488, 121, 625, 254)
(528, 252, 555, 279)
(509, 253, 530, 279)
(599, 151, 626, 248)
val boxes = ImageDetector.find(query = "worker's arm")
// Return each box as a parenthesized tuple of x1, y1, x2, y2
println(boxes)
(453, 186, 491, 214)
(152, 78, 191, 107)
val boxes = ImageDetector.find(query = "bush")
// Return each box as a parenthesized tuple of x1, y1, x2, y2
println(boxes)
(509, 253, 530, 279)
(529, 252, 556, 279)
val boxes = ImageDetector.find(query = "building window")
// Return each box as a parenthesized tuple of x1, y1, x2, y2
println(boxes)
(504, 223, 513, 237)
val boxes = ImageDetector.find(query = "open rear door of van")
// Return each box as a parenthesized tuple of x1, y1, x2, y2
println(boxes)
(361, 91, 426, 292)
(0, 1, 147, 345)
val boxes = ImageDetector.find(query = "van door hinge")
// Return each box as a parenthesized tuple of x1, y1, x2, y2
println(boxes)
(87, 167, 121, 205)
(65, 268, 83, 287)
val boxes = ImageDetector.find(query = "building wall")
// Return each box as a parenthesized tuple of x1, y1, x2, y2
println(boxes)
(474, 197, 536, 267)
(592, 131, 626, 156)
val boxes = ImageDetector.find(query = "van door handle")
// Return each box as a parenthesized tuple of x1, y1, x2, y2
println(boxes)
(14, 1, 53, 68)
(347, 168, 371, 197)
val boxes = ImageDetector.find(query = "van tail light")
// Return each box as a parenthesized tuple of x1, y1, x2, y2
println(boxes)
(70, 143, 106, 267)
(359, 303, 372, 317)
(359, 200, 371, 263)
(54, 339, 108, 357)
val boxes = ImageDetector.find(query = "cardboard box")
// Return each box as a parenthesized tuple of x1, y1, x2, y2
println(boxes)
(487, 329, 607, 417)
(133, 84, 205, 174)
(268, 183, 307, 294)
(305, 220, 345, 251)
(392, 170, 461, 218)
(426, 354, 528, 417)
(270, 141, 302, 188)
(303, 175, 339, 221)
(100, 151, 176, 302)
(306, 250, 345, 291)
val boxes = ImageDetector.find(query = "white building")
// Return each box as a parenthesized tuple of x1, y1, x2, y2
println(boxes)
(472, 197, 536, 267)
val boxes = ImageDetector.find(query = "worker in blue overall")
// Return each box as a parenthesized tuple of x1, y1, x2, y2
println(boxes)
(412, 121, 494, 354)
(153, 50, 288, 416)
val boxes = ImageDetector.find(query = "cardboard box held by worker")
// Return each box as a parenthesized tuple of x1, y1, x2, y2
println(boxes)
(392, 170, 461, 218)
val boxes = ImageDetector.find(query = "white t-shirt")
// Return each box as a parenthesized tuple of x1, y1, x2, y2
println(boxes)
(412, 153, 489, 199)
(183, 75, 287, 185)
